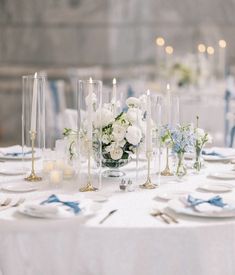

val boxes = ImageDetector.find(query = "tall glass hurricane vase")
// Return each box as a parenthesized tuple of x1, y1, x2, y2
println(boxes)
(77, 79, 102, 192)
(22, 74, 46, 180)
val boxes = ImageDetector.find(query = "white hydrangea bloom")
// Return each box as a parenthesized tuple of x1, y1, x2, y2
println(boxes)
(126, 125, 142, 145)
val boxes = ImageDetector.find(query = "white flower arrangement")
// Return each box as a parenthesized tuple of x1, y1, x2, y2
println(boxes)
(64, 95, 148, 164)
(91, 96, 147, 164)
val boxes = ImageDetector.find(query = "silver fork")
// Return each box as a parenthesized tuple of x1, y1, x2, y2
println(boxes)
(151, 209, 179, 224)
(0, 198, 25, 212)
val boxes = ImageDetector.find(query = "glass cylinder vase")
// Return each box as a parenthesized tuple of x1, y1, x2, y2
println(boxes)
(193, 147, 203, 173)
(77, 79, 102, 191)
(22, 74, 46, 178)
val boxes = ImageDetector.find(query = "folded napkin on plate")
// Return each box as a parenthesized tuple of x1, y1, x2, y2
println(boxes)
(184, 195, 234, 213)
(0, 145, 31, 156)
(187, 195, 227, 207)
(40, 194, 81, 214)
(202, 147, 235, 158)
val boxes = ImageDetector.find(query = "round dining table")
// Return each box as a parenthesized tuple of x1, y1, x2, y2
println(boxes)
(0, 151, 235, 275)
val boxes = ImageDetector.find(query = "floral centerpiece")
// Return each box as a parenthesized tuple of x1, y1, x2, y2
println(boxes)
(161, 124, 195, 178)
(193, 127, 212, 172)
(65, 95, 147, 177)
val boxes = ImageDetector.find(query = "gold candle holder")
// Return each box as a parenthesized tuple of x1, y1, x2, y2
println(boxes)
(161, 146, 173, 176)
(25, 131, 42, 182)
(79, 141, 98, 192)
(140, 152, 158, 189)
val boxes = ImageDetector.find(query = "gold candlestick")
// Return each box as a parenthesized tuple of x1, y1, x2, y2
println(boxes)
(25, 131, 42, 182)
(140, 152, 158, 189)
(79, 141, 98, 192)
(161, 146, 173, 176)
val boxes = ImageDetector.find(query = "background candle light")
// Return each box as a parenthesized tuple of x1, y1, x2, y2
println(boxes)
(218, 39, 227, 77)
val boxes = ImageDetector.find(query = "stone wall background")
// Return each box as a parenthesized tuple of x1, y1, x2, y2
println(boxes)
(1, 0, 235, 144)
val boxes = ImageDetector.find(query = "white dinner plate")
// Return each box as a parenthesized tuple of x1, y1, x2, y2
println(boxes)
(0, 150, 41, 161)
(208, 172, 235, 180)
(0, 168, 26, 176)
(155, 190, 191, 201)
(203, 155, 233, 162)
(18, 199, 100, 219)
(168, 198, 235, 218)
(1, 185, 38, 193)
(198, 183, 233, 193)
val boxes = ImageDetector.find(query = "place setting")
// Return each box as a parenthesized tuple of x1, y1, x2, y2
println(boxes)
(167, 193, 235, 219)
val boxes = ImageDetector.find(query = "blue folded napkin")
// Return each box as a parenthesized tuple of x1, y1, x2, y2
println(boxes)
(40, 194, 81, 214)
(5, 151, 32, 157)
(202, 150, 225, 158)
(187, 195, 227, 208)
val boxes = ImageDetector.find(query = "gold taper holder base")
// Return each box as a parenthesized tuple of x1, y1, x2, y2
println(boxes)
(24, 130, 42, 182)
(25, 172, 42, 182)
(79, 182, 98, 192)
(160, 168, 174, 176)
(140, 177, 158, 189)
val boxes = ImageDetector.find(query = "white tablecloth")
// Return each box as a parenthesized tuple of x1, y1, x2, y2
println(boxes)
(0, 156, 235, 275)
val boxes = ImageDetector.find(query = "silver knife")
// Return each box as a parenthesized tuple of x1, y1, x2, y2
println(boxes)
(99, 209, 118, 224)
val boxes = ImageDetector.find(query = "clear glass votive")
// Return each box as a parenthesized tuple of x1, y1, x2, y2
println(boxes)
(55, 159, 65, 170)
(43, 160, 55, 174)
(49, 169, 63, 185)
(63, 164, 75, 180)
(42, 149, 55, 174)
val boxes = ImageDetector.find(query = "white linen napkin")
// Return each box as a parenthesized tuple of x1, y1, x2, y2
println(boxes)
(0, 145, 23, 155)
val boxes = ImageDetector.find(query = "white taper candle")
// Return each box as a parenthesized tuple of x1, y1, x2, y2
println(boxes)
(30, 72, 38, 132)
(87, 77, 93, 142)
(146, 90, 152, 152)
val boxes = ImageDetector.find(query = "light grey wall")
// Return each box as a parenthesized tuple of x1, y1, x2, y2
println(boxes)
(0, 0, 235, 68)
(0, 0, 235, 145)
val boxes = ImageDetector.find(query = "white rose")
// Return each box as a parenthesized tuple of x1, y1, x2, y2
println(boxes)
(126, 97, 141, 108)
(112, 123, 126, 141)
(126, 125, 142, 145)
(93, 108, 114, 128)
(85, 92, 97, 106)
(126, 107, 142, 124)
(110, 147, 123, 160)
